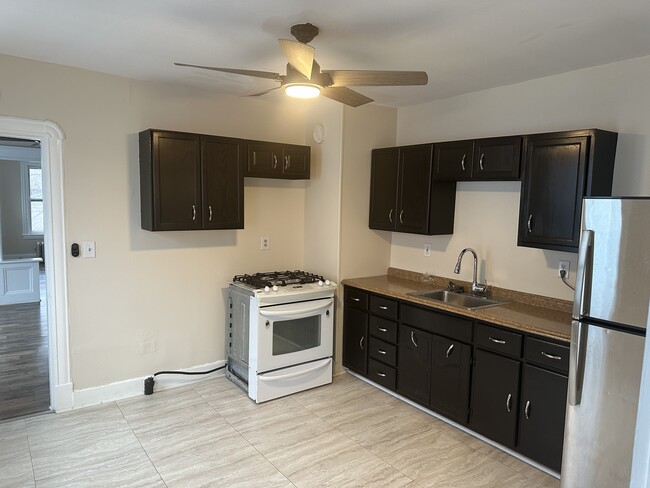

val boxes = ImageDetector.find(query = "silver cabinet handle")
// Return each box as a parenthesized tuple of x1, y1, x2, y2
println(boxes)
(379, 305, 388, 310)
(489, 337, 506, 344)
(410, 330, 418, 347)
(399, 210, 404, 224)
(273, 154, 278, 169)
(541, 351, 562, 360)
(527, 214, 533, 233)
(284, 156, 289, 170)
(192, 204, 196, 221)
(378, 349, 387, 355)
(524, 400, 531, 419)
(461, 154, 466, 171)
(377, 372, 387, 377)
(388, 209, 393, 223)
(378, 327, 388, 332)
(446, 344, 454, 358)
(287, 155, 291, 168)
(351, 297, 360, 302)
(479, 153, 485, 171)
(506, 393, 512, 413)
(208, 205, 213, 222)
(359, 336, 364, 350)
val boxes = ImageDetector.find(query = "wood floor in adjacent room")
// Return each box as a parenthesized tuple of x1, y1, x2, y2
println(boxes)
(0, 268, 49, 421)
(0, 373, 559, 487)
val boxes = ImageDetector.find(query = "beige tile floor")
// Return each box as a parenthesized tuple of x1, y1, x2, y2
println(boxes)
(0, 373, 560, 487)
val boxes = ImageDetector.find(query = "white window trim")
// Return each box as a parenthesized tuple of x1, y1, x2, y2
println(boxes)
(21, 161, 44, 238)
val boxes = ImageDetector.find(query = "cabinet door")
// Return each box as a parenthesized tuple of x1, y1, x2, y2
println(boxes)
(396, 144, 434, 234)
(472, 137, 522, 180)
(518, 135, 588, 251)
(151, 131, 202, 230)
(369, 148, 399, 231)
(470, 349, 521, 448)
(201, 137, 244, 229)
(282, 145, 310, 179)
(343, 307, 368, 375)
(247, 142, 281, 177)
(433, 140, 474, 181)
(518, 364, 567, 472)
(397, 325, 431, 405)
(430, 336, 471, 424)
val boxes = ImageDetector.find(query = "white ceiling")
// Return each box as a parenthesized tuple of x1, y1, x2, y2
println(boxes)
(3, 0, 650, 108)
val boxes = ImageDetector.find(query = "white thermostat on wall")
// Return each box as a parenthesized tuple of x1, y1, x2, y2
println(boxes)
(313, 124, 326, 144)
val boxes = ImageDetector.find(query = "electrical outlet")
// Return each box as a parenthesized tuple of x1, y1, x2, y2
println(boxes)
(261, 236, 270, 251)
(424, 243, 432, 257)
(82, 241, 96, 258)
(558, 260, 570, 278)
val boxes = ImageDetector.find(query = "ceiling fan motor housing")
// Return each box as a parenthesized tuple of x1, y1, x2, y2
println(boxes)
(291, 23, 319, 44)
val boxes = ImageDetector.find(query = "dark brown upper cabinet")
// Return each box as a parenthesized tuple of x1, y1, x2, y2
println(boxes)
(518, 129, 617, 252)
(434, 136, 522, 181)
(140, 130, 244, 231)
(369, 144, 456, 236)
(247, 142, 310, 179)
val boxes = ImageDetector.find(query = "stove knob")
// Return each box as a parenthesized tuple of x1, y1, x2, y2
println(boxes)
(272, 285, 278, 292)
(325, 280, 331, 286)
(318, 280, 323, 286)
(263, 286, 270, 293)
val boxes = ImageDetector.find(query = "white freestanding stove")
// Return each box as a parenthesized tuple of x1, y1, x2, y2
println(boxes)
(227, 271, 336, 403)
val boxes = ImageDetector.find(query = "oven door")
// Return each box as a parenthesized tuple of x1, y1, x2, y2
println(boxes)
(256, 297, 333, 373)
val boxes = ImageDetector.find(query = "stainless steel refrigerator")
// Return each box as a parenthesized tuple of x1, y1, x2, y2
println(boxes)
(561, 197, 650, 488)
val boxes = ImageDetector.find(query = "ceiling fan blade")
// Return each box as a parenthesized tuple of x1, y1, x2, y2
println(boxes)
(324, 70, 428, 86)
(244, 86, 282, 97)
(278, 39, 315, 79)
(321, 86, 374, 107)
(174, 62, 281, 80)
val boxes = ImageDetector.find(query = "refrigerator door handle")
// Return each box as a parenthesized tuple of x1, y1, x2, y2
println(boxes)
(573, 230, 594, 320)
(569, 319, 589, 406)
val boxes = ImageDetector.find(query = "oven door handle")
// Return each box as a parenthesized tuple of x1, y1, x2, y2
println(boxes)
(259, 298, 333, 319)
(258, 358, 332, 382)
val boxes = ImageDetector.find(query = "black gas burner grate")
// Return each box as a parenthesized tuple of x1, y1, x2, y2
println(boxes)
(233, 270, 325, 288)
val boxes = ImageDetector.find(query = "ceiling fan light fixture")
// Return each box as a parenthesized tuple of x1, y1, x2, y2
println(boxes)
(285, 83, 321, 99)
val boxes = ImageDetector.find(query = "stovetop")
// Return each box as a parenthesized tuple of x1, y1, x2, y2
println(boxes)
(233, 270, 326, 289)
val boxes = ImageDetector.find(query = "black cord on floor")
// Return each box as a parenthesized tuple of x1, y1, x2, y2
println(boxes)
(144, 364, 226, 395)
(560, 269, 575, 291)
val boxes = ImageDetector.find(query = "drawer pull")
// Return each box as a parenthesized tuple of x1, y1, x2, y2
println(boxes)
(378, 349, 387, 355)
(359, 336, 364, 350)
(527, 214, 533, 233)
(446, 344, 454, 358)
(541, 351, 562, 361)
(377, 372, 387, 378)
(389, 209, 393, 223)
(506, 393, 512, 413)
(411, 331, 418, 347)
(479, 153, 485, 171)
(489, 337, 506, 345)
(461, 154, 466, 172)
(378, 327, 388, 332)
(379, 305, 389, 310)
(525, 400, 531, 419)
(350, 297, 360, 302)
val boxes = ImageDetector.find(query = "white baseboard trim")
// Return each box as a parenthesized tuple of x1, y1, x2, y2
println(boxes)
(72, 360, 227, 410)
(52, 382, 74, 412)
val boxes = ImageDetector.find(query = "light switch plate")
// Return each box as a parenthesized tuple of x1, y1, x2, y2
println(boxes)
(82, 241, 96, 258)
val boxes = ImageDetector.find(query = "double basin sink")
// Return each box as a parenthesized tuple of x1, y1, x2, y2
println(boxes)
(407, 289, 507, 310)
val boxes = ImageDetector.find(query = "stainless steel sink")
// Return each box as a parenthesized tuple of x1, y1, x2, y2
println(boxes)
(408, 289, 507, 310)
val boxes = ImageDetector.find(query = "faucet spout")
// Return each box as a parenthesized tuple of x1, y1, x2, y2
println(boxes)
(453, 248, 487, 296)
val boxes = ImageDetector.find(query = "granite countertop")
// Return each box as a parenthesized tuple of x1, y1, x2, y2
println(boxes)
(341, 268, 572, 342)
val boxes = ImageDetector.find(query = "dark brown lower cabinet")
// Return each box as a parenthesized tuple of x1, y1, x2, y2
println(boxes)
(470, 349, 521, 448)
(517, 364, 568, 472)
(397, 325, 431, 405)
(429, 335, 471, 424)
(342, 306, 368, 375)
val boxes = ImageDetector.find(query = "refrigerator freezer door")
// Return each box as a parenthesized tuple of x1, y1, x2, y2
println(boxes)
(561, 321, 644, 488)
(583, 198, 650, 330)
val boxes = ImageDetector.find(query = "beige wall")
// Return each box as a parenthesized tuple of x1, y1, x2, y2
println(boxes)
(0, 53, 318, 389)
(393, 55, 650, 300)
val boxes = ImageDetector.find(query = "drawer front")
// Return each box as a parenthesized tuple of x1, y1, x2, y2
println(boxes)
(401, 304, 472, 343)
(369, 295, 398, 319)
(345, 287, 368, 310)
(475, 323, 523, 357)
(369, 336, 397, 367)
(368, 359, 396, 390)
(525, 337, 569, 374)
(369, 315, 398, 344)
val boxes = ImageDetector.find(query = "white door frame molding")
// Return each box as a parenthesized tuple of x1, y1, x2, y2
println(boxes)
(0, 115, 72, 411)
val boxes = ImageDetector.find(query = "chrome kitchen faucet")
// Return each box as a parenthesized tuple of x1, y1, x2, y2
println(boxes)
(454, 248, 487, 296)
